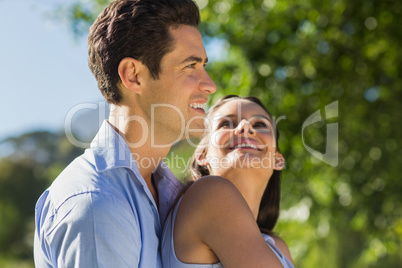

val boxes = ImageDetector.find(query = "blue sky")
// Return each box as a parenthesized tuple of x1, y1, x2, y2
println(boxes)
(0, 0, 103, 141)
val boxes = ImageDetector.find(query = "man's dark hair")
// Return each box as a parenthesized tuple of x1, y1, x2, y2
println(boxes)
(88, 0, 200, 104)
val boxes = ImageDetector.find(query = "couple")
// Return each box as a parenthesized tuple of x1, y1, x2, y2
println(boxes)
(34, 0, 294, 267)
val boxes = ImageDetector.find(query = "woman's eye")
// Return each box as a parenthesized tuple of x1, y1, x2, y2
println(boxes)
(253, 121, 269, 129)
(218, 120, 233, 128)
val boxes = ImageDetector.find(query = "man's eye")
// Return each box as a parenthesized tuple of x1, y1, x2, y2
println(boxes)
(186, 63, 196, 68)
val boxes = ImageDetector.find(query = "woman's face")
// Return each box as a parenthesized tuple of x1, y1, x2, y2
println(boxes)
(201, 99, 282, 177)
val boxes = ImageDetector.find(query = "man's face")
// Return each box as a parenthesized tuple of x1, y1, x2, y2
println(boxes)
(140, 25, 216, 145)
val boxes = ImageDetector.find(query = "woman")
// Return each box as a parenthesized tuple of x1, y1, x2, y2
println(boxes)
(162, 95, 294, 267)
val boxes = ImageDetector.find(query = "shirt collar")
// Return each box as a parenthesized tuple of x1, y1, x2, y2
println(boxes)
(90, 120, 135, 172)
(154, 161, 184, 226)
(90, 120, 184, 226)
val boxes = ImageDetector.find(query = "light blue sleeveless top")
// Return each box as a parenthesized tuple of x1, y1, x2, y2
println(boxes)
(161, 198, 294, 268)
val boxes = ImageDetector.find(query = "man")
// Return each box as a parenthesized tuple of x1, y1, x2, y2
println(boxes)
(34, 0, 216, 266)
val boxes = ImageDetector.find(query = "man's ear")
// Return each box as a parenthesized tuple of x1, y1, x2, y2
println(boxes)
(118, 57, 143, 94)
(274, 152, 285, 170)
(196, 149, 209, 166)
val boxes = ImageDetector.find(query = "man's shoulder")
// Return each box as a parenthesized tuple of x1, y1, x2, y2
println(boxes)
(42, 149, 111, 212)
(36, 149, 140, 233)
(53, 150, 98, 188)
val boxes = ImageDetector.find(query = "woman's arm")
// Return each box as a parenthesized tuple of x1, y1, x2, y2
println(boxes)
(174, 176, 283, 268)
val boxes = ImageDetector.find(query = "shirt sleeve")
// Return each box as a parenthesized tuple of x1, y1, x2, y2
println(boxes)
(43, 191, 141, 267)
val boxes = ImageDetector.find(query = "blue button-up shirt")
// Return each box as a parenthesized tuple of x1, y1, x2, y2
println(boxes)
(34, 120, 182, 267)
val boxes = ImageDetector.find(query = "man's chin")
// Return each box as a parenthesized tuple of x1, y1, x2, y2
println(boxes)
(185, 122, 206, 138)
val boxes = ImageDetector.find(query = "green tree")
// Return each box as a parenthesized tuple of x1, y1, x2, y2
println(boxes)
(0, 131, 84, 265)
(0, 159, 48, 259)
(54, 0, 402, 266)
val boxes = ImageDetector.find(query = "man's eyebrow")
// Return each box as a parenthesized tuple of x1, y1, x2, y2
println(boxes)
(181, 56, 208, 64)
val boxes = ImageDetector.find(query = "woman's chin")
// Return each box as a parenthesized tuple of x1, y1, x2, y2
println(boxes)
(228, 151, 273, 170)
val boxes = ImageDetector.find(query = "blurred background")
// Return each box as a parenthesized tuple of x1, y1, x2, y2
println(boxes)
(0, 0, 401, 267)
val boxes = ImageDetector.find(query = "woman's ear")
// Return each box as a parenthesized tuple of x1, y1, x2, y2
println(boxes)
(274, 152, 285, 170)
(196, 149, 209, 166)
(118, 57, 143, 94)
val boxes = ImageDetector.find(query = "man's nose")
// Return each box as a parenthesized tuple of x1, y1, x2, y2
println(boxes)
(199, 70, 216, 94)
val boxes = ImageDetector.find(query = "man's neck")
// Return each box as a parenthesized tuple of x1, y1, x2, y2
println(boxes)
(107, 109, 173, 203)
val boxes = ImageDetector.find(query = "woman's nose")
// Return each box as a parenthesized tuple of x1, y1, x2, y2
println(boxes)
(234, 119, 255, 135)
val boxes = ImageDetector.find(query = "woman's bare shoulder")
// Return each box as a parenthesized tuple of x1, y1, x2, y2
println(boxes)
(173, 175, 253, 264)
(272, 235, 294, 265)
(178, 176, 246, 219)
(175, 176, 284, 267)
(181, 176, 246, 213)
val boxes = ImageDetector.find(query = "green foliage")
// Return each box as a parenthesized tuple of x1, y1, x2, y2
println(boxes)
(0, 159, 46, 259)
(0, 132, 84, 262)
(0, 257, 33, 268)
